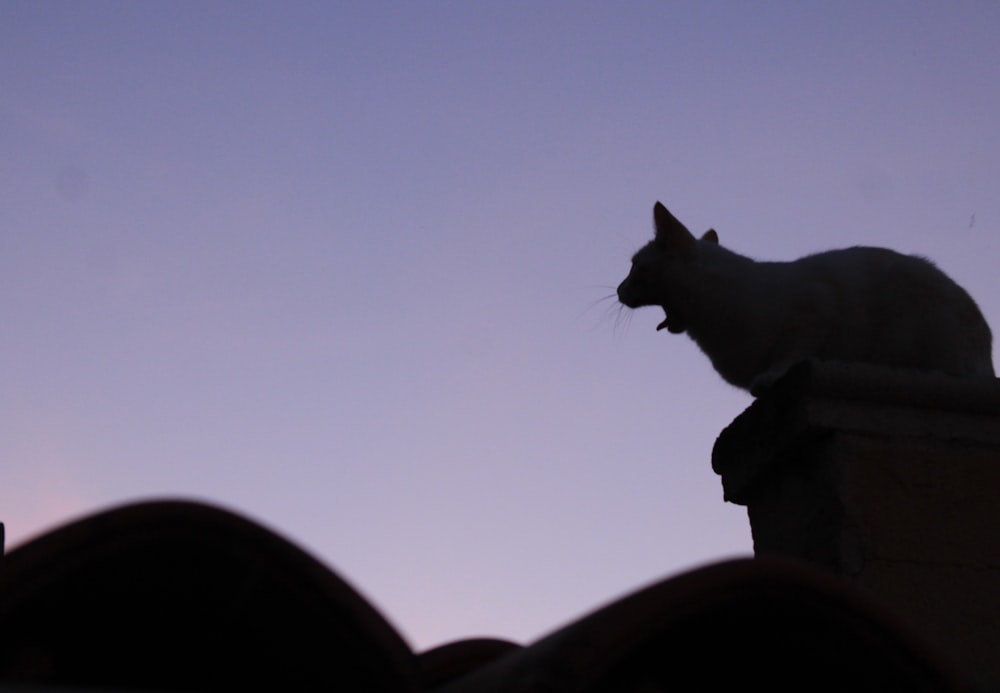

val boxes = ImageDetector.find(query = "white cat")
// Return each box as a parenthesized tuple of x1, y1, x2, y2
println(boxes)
(617, 202, 995, 394)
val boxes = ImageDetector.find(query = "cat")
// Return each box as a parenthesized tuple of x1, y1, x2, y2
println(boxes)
(617, 201, 995, 395)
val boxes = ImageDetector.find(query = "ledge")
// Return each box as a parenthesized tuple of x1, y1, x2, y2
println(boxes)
(712, 360, 1000, 505)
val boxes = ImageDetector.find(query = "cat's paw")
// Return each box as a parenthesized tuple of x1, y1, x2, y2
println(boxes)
(749, 372, 780, 397)
(749, 367, 792, 397)
(749, 358, 820, 396)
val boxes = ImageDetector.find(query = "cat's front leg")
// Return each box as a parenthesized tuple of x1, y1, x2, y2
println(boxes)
(749, 367, 789, 397)
(749, 357, 819, 397)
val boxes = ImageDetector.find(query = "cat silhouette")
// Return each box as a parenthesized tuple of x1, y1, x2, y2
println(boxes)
(618, 202, 994, 394)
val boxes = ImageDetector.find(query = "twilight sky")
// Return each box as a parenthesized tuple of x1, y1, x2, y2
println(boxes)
(3, 2, 1000, 649)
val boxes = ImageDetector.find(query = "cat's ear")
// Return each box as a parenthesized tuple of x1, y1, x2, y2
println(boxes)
(701, 229, 719, 244)
(653, 202, 696, 249)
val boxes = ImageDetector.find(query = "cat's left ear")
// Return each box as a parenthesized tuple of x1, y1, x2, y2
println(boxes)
(653, 202, 697, 250)
(701, 229, 719, 244)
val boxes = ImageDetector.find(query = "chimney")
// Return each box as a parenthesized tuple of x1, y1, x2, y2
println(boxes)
(712, 361, 1000, 687)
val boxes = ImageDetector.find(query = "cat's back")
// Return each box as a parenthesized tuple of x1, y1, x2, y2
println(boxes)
(796, 245, 918, 276)
(796, 245, 994, 377)
(793, 246, 965, 301)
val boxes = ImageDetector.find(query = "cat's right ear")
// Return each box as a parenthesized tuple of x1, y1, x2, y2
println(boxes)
(653, 202, 696, 250)
(702, 229, 719, 244)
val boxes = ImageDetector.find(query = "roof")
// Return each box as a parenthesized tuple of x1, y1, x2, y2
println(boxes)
(0, 499, 965, 691)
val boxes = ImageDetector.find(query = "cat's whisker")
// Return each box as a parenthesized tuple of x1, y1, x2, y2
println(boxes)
(577, 291, 623, 330)
(610, 301, 634, 336)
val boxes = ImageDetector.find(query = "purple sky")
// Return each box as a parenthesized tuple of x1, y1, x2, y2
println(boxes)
(4, 2, 1000, 649)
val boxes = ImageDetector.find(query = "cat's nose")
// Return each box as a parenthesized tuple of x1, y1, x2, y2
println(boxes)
(617, 279, 635, 307)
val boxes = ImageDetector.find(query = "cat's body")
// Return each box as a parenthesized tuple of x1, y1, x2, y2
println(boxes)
(617, 202, 994, 394)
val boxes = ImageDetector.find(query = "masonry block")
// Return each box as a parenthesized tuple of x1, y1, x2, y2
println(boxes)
(712, 361, 1000, 687)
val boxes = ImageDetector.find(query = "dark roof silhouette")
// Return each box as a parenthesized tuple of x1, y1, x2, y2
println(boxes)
(0, 500, 963, 691)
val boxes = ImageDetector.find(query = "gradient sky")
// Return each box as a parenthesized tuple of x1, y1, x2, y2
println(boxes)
(4, 1, 1000, 650)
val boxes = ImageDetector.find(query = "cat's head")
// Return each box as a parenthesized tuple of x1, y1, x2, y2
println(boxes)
(616, 202, 718, 334)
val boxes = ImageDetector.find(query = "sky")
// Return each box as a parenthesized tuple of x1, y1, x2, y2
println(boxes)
(3, 1, 1000, 651)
